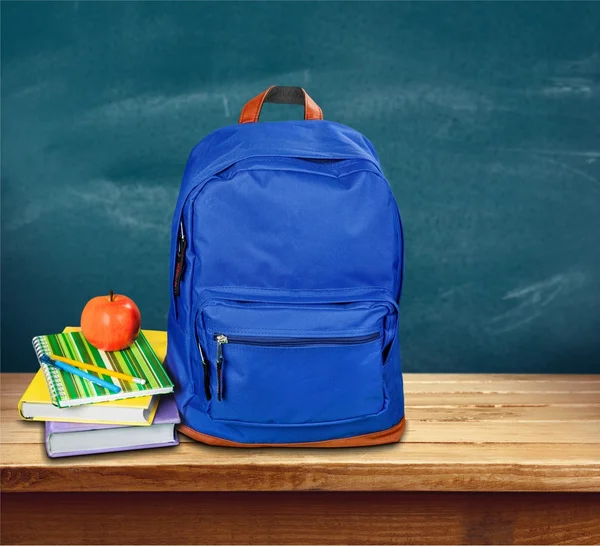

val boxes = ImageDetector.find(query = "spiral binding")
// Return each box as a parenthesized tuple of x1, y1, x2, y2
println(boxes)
(33, 336, 67, 406)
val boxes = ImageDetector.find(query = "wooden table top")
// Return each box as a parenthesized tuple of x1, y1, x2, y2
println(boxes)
(2, 366, 599, 494)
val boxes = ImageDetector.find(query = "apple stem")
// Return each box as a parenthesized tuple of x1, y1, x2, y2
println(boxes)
(109, 290, 114, 302)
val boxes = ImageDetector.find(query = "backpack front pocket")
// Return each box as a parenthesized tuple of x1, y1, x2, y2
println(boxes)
(196, 295, 396, 425)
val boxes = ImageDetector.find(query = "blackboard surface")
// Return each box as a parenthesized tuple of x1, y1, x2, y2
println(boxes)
(2, 2, 599, 372)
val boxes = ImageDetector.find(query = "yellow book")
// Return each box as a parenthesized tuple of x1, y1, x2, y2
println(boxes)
(18, 370, 160, 425)
(18, 328, 168, 425)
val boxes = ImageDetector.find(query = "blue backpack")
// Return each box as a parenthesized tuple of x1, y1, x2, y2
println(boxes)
(167, 86, 405, 447)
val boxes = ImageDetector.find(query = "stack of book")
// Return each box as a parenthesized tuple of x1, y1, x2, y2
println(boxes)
(18, 328, 179, 458)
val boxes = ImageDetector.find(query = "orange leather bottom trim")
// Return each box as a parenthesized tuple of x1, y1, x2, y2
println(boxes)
(178, 417, 406, 448)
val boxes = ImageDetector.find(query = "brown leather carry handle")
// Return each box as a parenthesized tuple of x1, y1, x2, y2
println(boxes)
(239, 86, 323, 124)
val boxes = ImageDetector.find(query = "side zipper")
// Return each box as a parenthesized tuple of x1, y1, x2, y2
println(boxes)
(173, 219, 187, 300)
(195, 329, 212, 401)
(213, 332, 380, 402)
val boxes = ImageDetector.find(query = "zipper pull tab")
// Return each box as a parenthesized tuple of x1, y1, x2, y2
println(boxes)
(214, 334, 228, 401)
(173, 221, 187, 297)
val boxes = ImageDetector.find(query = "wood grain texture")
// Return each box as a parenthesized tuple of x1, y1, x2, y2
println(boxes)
(2, 492, 600, 545)
(2, 372, 600, 545)
(2, 373, 599, 493)
(2, 441, 600, 493)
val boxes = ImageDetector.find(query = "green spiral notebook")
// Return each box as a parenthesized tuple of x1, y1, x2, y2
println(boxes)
(32, 330, 174, 408)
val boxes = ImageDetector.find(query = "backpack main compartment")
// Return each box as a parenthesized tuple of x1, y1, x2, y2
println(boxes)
(166, 104, 405, 447)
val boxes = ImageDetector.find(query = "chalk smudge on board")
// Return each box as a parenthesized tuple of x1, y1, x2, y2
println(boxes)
(489, 272, 586, 334)
(539, 77, 595, 97)
(532, 155, 600, 192)
(84, 91, 214, 122)
(71, 180, 177, 233)
(7, 181, 177, 234)
(222, 94, 230, 118)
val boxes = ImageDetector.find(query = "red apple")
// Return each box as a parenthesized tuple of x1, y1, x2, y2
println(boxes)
(81, 290, 141, 351)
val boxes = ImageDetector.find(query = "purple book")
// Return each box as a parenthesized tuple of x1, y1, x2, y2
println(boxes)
(45, 395, 180, 458)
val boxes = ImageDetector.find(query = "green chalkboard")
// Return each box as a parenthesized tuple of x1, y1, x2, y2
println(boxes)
(2, 2, 599, 372)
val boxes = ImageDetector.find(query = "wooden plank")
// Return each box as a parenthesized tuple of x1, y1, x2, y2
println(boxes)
(4, 405, 600, 446)
(406, 392, 600, 405)
(3, 440, 600, 466)
(398, 421, 600, 443)
(2, 492, 599, 545)
(403, 373, 600, 383)
(2, 442, 600, 493)
(403, 381, 600, 393)
(4, 403, 600, 445)
(3, 415, 599, 445)
(404, 404, 600, 421)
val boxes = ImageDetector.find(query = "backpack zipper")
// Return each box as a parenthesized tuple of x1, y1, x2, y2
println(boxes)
(213, 332, 380, 401)
(195, 330, 212, 401)
(173, 220, 187, 300)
